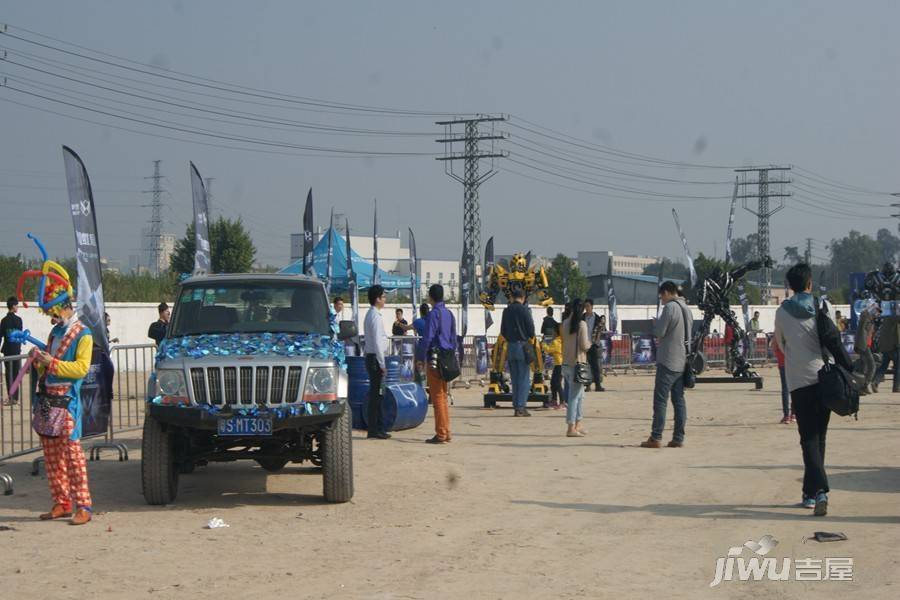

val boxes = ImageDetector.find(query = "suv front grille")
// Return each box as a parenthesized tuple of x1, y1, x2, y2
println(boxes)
(190, 365, 303, 406)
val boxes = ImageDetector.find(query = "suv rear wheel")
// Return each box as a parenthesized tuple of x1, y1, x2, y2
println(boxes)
(321, 407, 353, 503)
(141, 415, 179, 505)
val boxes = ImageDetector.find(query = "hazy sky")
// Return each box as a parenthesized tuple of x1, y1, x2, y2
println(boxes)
(1, 1, 898, 269)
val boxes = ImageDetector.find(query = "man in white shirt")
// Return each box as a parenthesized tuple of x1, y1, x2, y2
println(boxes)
(363, 285, 390, 439)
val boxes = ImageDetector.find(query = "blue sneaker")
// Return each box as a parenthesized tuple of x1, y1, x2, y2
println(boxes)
(814, 492, 828, 516)
(801, 494, 816, 509)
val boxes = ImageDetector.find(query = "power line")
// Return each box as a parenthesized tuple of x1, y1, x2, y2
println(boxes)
(0, 84, 440, 156)
(1, 25, 459, 117)
(0, 51, 442, 136)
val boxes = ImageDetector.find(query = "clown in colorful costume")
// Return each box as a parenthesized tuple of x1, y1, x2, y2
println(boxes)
(17, 234, 94, 525)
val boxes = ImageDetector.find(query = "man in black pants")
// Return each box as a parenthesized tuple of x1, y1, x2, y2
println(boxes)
(583, 300, 605, 392)
(1, 296, 23, 402)
(363, 285, 390, 439)
(774, 264, 853, 516)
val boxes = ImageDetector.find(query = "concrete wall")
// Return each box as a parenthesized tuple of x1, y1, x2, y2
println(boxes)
(9, 301, 850, 349)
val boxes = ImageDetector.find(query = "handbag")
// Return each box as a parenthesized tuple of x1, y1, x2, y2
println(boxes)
(677, 303, 696, 389)
(30, 321, 83, 437)
(32, 395, 71, 437)
(574, 362, 593, 385)
(431, 306, 460, 382)
(815, 305, 859, 419)
(521, 341, 536, 365)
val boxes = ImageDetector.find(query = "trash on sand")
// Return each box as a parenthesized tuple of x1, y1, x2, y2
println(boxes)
(205, 518, 230, 529)
(0, 525, 17, 532)
(813, 531, 848, 543)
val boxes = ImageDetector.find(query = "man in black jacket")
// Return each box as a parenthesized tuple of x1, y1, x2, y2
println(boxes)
(148, 302, 170, 347)
(1, 296, 24, 402)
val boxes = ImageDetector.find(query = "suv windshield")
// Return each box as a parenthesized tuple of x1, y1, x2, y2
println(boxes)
(170, 280, 330, 337)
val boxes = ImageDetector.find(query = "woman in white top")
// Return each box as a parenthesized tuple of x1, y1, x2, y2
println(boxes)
(560, 299, 592, 437)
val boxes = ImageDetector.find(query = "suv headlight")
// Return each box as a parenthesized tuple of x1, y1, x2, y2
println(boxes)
(304, 366, 338, 401)
(157, 369, 187, 396)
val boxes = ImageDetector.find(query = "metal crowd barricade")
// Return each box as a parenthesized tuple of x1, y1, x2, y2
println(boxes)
(603, 333, 633, 374)
(0, 344, 156, 493)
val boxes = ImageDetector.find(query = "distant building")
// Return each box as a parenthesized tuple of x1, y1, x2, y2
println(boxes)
(578, 251, 659, 278)
(139, 228, 175, 274)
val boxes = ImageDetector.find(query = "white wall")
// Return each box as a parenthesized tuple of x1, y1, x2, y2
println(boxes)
(342, 302, 851, 338)
(8, 301, 850, 350)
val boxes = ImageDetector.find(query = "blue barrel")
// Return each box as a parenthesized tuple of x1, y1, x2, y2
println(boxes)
(384, 355, 402, 386)
(346, 356, 369, 430)
(382, 382, 429, 431)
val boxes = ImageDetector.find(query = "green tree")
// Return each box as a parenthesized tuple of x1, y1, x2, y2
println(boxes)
(170, 217, 257, 275)
(642, 258, 690, 281)
(783, 246, 802, 265)
(729, 233, 759, 264)
(828, 230, 882, 287)
(546, 254, 588, 303)
(876, 227, 900, 264)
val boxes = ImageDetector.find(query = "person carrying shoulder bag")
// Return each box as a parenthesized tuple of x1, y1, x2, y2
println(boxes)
(561, 299, 592, 437)
(774, 263, 854, 517)
(415, 284, 457, 444)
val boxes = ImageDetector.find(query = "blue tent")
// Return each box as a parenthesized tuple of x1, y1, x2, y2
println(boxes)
(280, 227, 411, 290)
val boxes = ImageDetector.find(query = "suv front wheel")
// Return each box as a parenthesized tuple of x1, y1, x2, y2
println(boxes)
(141, 415, 179, 505)
(320, 406, 354, 503)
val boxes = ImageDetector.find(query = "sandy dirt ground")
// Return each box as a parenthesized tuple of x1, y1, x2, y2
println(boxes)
(1, 367, 898, 599)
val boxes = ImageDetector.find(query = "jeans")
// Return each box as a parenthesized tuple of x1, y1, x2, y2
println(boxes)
(507, 342, 531, 410)
(561, 365, 584, 424)
(586, 345, 603, 388)
(778, 365, 790, 417)
(365, 353, 386, 435)
(651, 365, 686, 442)
(856, 349, 875, 388)
(791, 383, 830, 496)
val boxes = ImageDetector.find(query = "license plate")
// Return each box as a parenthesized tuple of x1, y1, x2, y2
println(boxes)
(217, 416, 273, 436)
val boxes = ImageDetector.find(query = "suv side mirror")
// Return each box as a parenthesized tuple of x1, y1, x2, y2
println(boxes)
(338, 320, 358, 341)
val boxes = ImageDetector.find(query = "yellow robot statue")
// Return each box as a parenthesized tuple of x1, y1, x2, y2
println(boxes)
(480, 253, 554, 408)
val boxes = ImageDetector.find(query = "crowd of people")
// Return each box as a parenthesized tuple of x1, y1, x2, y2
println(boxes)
(350, 262, 897, 519)
(4, 259, 897, 524)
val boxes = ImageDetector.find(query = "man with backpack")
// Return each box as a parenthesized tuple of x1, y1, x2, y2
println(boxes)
(774, 264, 854, 517)
(416, 284, 457, 444)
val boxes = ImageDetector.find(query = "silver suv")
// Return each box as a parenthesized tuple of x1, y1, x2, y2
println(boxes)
(141, 274, 355, 505)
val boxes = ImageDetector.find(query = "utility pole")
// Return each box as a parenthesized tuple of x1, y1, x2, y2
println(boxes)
(736, 166, 792, 303)
(205, 177, 214, 218)
(891, 193, 900, 236)
(143, 160, 165, 276)
(436, 114, 508, 301)
(804, 237, 813, 265)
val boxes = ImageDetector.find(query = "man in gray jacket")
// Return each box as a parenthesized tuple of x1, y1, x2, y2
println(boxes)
(642, 281, 693, 448)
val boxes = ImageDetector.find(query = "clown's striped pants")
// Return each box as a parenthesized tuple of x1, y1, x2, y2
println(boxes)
(39, 416, 92, 510)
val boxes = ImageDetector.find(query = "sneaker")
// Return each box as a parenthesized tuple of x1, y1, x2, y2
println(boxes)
(666, 440, 684, 448)
(789, 415, 797, 424)
(814, 492, 828, 516)
(520, 408, 532, 417)
(780, 415, 791, 424)
(801, 494, 816, 509)
(640, 437, 662, 448)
